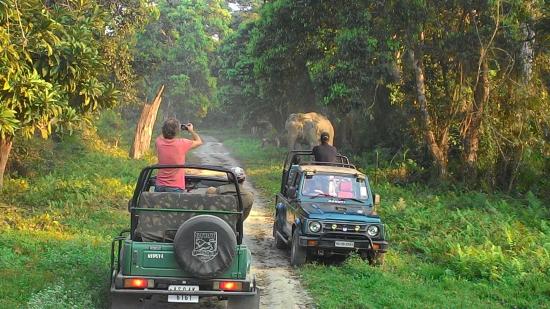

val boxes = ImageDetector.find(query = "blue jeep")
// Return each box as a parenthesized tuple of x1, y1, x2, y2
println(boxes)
(273, 151, 388, 266)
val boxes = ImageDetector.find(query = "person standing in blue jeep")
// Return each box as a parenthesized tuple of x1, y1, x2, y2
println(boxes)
(312, 132, 337, 162)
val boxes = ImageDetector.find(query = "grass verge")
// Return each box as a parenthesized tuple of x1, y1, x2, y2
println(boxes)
(1, 124, 548, 308)
(220, 133, 550, 309)
(0, 117, 154, 309)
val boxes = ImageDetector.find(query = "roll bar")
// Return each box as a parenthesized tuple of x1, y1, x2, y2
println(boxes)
(129, 164, 244, 245)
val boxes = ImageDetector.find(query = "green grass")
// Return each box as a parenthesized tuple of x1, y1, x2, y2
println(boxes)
(2, 122, 548, 308)
(0, 115, 154, 308)
(220, 134, 550, 309)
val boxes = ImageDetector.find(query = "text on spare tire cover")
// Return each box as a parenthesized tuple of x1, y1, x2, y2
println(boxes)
(192, 231, 218, 262)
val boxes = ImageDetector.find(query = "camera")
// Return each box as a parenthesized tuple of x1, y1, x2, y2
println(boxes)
(180, 123, 189, 131)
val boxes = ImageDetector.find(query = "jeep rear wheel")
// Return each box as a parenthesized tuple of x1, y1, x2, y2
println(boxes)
(273, 221, 287, 249)
(290, 230, 306, 267)
(173, 215, 236, 278)
(227, 289, 260, 309)
(110, 294, 147, 309)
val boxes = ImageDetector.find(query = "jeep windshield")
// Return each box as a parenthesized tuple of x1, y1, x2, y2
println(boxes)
(301, 173, 369, 201)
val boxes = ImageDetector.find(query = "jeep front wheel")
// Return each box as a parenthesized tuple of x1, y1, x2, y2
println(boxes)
(361, 251, 385, 266)
(370, 252, 385, 266)
(290, 230, 306, 267)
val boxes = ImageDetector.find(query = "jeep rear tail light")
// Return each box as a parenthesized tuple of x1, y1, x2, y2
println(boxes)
(124, 278, 152, 289)
(214, 281, 243, 291)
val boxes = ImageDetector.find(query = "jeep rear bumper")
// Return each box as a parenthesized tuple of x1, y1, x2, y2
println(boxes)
(298, 235, 388, 252)
(111, 287, 258, 298)
(110, 272, 258, 297)
(110, 288, 258, 297)
(110, 284, 259, 309)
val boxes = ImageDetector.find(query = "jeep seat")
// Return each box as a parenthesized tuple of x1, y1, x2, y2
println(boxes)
(135, 192, 238, 242)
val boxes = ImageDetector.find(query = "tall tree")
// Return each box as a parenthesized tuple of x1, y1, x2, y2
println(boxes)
(217, 0, 549, 191)
(0, 0, 152, 188)
(134, 0, 231, 120)
(98, 0, 154, 104)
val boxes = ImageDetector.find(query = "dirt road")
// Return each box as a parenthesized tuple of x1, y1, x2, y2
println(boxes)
(193, 136, 314, 309)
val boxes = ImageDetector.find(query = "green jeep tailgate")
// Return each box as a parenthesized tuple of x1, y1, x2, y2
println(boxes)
(121, 240, 250, 279)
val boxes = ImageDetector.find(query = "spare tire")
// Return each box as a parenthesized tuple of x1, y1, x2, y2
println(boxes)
(173, 215, 237, 278)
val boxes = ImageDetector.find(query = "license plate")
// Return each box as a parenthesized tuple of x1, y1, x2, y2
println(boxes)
(335, 241, 354, 248)
(168, 285, 199, 303)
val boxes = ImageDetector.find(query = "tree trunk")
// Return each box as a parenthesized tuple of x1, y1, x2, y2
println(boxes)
(129, 85, 165, 159)
(334, 112, 352, 150)
(463, 53, 489, 180)
(520, 22, 535, 85)
(0, 136, 13, 189)
(409, 47, 448, 179)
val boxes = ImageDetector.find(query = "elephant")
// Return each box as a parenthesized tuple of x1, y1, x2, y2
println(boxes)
(285, 112, 334, 150)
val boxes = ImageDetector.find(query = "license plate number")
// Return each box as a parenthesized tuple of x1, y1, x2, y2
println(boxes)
(335, 241, 354, 248)
(168, 285, 199, 303)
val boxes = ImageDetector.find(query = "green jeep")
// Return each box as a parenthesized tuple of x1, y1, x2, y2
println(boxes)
(110, 164, 260, 308)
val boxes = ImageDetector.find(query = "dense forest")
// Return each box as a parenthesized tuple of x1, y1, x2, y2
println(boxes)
(1, 0, 548, 196)
(214, 0, 550, 196)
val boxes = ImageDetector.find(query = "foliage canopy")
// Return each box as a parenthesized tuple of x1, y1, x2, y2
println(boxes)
(216, 0, 549, 194)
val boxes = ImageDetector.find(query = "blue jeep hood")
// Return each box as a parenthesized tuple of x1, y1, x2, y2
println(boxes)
(301, 202, 380, 223)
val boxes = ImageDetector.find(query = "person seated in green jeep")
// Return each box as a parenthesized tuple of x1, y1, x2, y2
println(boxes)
(207, 167, 254, 220)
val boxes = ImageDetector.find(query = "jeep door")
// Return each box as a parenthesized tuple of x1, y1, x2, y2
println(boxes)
(277, 170, 300, 239)
(285, 172, 303, 237)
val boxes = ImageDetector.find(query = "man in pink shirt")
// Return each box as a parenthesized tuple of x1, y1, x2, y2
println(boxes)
(155, 118, 203, 192)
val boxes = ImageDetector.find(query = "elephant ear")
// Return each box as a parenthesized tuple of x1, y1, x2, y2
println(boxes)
(285, 114, 296, 128)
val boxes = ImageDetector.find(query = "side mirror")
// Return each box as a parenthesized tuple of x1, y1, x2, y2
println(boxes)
(371, 194, 381, 215)
(374, 194, 381, 206)
(288, 186, 297, 199)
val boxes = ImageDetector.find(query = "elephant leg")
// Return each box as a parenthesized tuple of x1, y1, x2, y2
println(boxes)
(287, 131, 299, 150)
(308, 136, 318, 149)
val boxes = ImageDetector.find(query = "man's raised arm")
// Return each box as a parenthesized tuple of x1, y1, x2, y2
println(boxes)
(186, 123, 203, 149)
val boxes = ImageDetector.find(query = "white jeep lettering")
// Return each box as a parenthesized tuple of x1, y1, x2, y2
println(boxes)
(147, 253, 164, 259)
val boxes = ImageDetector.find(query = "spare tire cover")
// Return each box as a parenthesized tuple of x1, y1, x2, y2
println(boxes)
(173, 215, 237, 278)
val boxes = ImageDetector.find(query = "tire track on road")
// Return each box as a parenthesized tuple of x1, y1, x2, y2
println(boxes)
(193, 136, 314, 309)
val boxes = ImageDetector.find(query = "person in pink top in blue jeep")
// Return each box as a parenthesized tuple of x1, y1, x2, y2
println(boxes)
(155, 118, 203, 192)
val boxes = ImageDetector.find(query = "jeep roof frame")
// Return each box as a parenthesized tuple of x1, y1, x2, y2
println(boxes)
(129, 164, 244, 245)
(298, 164, 366, 178)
